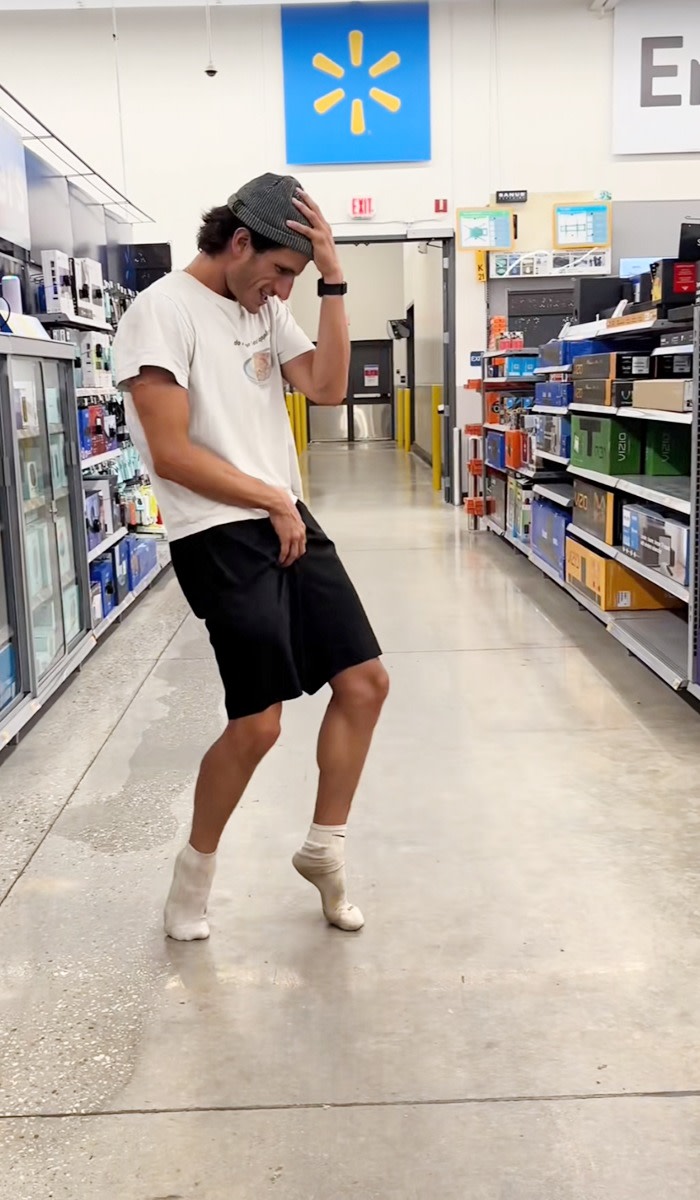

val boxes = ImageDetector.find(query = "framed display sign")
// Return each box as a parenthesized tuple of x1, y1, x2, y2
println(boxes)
(457, 208, 514, 252)
(553, 203, 611, 250)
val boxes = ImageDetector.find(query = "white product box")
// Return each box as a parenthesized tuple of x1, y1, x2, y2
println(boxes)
(41, 250, 75, 317)
(72, 257, 106, 324)
(80, 333, 112, 389)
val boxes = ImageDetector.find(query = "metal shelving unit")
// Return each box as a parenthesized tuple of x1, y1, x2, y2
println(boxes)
(480, 300, 699, 697)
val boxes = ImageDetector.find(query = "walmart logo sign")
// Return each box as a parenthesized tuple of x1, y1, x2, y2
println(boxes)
(282, 2, 431, 166)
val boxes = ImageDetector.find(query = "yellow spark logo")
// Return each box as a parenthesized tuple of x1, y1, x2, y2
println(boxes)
(312, 30, 401, 136)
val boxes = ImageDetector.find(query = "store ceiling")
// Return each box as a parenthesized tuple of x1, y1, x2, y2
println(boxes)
(0, 0, 591, 8)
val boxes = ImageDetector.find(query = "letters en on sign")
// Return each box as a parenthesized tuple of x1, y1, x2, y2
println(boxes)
(613, 0, 700, 154)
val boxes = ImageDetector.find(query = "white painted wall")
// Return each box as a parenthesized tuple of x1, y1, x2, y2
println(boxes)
(2, 0, 700, 392)
(403, 241, 443, 456)
(288, 242, 404, 342)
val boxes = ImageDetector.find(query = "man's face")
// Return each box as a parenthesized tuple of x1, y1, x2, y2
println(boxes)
(225, 231, 310, 313)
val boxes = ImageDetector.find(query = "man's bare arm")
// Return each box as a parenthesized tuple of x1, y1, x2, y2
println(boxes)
(128, 366, 306, 565)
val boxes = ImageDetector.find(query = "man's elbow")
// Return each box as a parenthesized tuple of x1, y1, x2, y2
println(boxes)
(152, 448, 186, 483)
(309, 384, 347, 407)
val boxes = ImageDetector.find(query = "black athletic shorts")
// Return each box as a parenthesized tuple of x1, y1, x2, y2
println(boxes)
(170, 502, 382, 720)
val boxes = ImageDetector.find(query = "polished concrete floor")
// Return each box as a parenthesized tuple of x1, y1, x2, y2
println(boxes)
(2, 443, 700, 1198)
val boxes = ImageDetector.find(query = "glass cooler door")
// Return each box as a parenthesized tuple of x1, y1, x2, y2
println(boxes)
(42, 359, 85, 651)
(0, 504, 22, 719)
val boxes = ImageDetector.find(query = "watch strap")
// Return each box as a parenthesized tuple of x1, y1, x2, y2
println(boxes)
(317, 280, 347, 297)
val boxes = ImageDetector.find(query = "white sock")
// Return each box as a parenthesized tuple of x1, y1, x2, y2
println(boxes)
(292, 823, 364, 932)
(164, 843, 216, 941)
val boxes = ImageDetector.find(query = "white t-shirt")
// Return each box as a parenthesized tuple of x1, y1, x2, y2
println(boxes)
(112, 270, 314, 541)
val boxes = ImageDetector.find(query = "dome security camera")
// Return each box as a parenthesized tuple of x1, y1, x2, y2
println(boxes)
(205, 63, 218, 77)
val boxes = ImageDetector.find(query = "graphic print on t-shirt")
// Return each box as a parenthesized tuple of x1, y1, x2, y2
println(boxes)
(244, 349, 272, 384)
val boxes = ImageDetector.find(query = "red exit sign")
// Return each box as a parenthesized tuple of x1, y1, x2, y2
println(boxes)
(350, 196, 375, 220)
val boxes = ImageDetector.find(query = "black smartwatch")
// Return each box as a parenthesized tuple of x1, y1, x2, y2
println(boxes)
(317, 280, 347, 297)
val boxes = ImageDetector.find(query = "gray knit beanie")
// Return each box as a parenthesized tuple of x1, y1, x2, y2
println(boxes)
(228, 173, 313, 258)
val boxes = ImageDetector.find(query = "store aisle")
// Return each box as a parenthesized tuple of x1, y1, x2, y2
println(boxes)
(3, 444, 700, 1198)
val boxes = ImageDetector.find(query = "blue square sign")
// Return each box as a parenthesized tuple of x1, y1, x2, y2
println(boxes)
(281, 2, 431, 166)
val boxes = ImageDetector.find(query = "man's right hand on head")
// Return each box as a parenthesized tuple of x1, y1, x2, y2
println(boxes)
(268, 490, 307, 567)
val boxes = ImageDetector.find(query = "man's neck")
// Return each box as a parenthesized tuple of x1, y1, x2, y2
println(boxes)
(185, 253, 235, 300)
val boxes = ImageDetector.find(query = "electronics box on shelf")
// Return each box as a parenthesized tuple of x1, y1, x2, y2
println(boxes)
(111, 539, 130, 605)
(71, 257, 105, 325)
(538, 339, 608, 369)
(485, 393, 506, 425)
(650, 260, 698, 308)
(90, 581, 103, 625)
(571, 479, 617, 545)
(505, 430, 526, 471)
(41, 250, 75, 317)
(81, 334, 112, 390)
(511, 478, 533, 544)
(531, 497, 568, 578)
(621, 504, 689, 586)
(535, 414, 571, 458)
(572, 353, 651, 381)
(654, 353, 693, 380)
(89, 557, 116, 620)
(571, 415, 642, 475)
(644, 423, 691, 477)
(504, 357, 538, 379)
(84, 490, 104, 551)
(573, 379, 633, 407)
(125, 535, 158, 592)
(632, 380, 692, 413)
(0, 642, 17, 711)
(535, 381, 572, 408)
(486, 471, 507, 530)
(485, 429, 506, 471)
(566, 536, 682, 612)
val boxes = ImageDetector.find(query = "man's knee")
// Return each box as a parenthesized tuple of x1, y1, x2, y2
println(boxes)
(226, 705, 282, 763)
(332, 660, 390, 717)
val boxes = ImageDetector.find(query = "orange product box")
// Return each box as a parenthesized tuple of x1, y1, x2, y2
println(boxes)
(505, 430, 525, 470)
(565, 537, 682, 612)
(485, 393, 506, 425)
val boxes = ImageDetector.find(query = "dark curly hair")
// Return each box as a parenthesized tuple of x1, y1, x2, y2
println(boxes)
(196, 205, 281, 256)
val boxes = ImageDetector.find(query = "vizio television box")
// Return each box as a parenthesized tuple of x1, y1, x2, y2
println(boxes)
(573, 379, 633, 408)
(570, 415, 642, 475)
(621, 504, 689, 586)
(572, 352, 651, 380)
(566, 536, 682, 612)
(531, 497, 568, 579)
(571, 479, 617, 545)
(644, 424, 691, 477)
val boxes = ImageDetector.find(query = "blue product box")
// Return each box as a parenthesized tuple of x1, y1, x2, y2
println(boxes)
(535, 381, 573, 408)
(77, 408, 92, 457)
(125, 536, 158, 592)
(531, 498, 569, 579)
(485, 428, 506, 471)
(111, 539, 130, 605)
(505, 356, 538, 379)
(84, 490, 104, 551)
(0, 642, 17, 712)
(538, 339, 611, 369)
(90, 557, 116, 620)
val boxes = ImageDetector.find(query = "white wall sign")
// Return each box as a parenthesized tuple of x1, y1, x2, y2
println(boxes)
(0, 116, 30, 250)
(614, 0, 700, 154)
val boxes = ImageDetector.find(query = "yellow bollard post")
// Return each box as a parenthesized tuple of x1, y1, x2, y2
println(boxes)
(286, 392, 294, 433)
(403, 388, 411, 452)
(295, 393, 304, 454)
(431, 385, 443, 490)
(299, 393, 308, 452)
(396, 387, 404, 449)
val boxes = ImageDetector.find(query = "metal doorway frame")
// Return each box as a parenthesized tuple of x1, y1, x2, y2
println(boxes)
(332, 223, 457, 505)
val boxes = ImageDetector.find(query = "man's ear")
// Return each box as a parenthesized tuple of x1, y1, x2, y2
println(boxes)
(230, 228, 251, 257)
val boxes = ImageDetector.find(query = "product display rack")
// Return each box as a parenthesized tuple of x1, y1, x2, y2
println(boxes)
(0, 335, 171, 749)
(480, 301, 700, 695)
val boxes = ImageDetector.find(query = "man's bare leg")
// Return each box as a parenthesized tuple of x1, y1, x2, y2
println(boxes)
(293, 660, 389, 930)
(165, 704, 282, 941)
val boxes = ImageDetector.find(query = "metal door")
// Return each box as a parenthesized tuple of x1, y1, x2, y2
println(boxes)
(348, 339, 393, 442)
